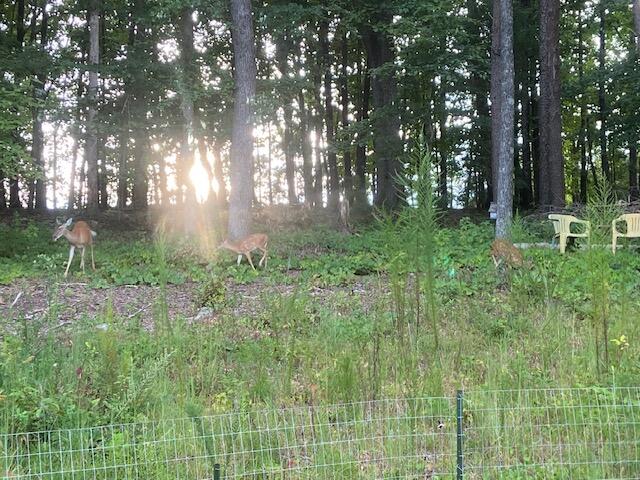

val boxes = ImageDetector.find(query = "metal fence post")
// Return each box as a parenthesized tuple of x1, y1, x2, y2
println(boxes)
(456, 390, 464, 480)
(214, 463, 221, 480)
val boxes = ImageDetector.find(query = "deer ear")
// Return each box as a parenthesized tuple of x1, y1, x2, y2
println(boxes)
(64, 218, 73, 227)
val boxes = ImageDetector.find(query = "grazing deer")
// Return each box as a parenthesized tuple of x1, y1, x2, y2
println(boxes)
(218, 233, 268, 270)
(490, 239, 524, 268)
(52, 218, 97, 277)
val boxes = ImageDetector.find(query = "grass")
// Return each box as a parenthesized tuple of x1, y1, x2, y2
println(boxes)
(1, 211, 640, 477)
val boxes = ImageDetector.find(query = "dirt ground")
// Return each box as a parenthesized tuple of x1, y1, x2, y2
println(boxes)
(0, 276, 379, 331)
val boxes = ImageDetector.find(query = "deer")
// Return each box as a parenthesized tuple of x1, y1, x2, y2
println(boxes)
(490, 238, 525, 269)
(218, 233, 268, 270)
(52, 218, 97, 277)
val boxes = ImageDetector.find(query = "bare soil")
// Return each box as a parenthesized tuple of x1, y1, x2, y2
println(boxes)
(0, 276, 380, 330)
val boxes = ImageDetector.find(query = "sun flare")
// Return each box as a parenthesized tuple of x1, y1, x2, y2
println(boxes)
(189, 150, 210, 203)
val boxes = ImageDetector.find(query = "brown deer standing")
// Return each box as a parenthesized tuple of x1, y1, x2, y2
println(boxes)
(218, 233, 268, 270)
(52, 218, 97, 277)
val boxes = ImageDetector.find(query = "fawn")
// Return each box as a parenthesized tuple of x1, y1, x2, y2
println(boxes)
(218, 233, 268, 270)
(52, 218, 97, 277)
(490, 238, 524, 268)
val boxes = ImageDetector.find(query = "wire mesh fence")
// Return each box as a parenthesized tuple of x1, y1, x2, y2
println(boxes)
(1, 396, 456, 479)
(1, 387, 638, 479)
(463, 387, 640, 479)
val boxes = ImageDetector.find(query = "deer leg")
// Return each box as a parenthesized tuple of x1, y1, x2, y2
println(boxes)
(64, 246, 75, 278)
(91, 244, 95, 270)
(80, 247, 86, 272)
(237, 254, 242, 265)
(259, 248, 267, 267)
(245, 252, 256, 270)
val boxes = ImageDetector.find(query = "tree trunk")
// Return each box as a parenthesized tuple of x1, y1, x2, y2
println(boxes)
(298, 91, 314, 205)
(521, 82, 533, 208)
(276, 34, 297, 205)
(312, 64, 325, 207)
(539, 0, 564, 207)
(267, 125, 273, 205)
(175, 6, 198, 207)
(630, 146, 638, 200)
(340, 32, 353, 205)
(598, 2, 609, 182)
(491, 0, 515, 239)
(354, 51, 370, 209)
(362, 16, 403, 210)
(228, 0, 256, 239)
(117, 112, 129, 209)
(32, 0, 48, 210)
(9, 0, 26, 209)
(85, 0, 100, 213)
(319, 20, 340, 210)
(52, 124, 58, 209)
(578, 6, 588, 204)
(438, 83, 448, 207)
(634, 0, 640, 52)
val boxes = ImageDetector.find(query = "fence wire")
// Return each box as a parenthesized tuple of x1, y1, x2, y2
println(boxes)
(1, 396, 455, 479)
(1, 387, 639, 479)
(464, 387, 640, 479)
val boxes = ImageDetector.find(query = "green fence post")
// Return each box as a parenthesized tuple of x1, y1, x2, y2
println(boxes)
(456, 390, 464, 480)
(214, 463, 221, 480)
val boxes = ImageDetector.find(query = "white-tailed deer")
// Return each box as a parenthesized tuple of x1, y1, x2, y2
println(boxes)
(218, 233, 268, 270)
(53, 218, 97, 277)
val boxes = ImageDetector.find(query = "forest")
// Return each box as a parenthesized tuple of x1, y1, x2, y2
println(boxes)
(0, 0, 637, 218)
(1, 0, 640, 478)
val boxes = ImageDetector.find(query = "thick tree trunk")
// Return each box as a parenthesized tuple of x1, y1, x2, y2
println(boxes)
(228, 0, 256, 239)
(354, 52, 370, 209)
(340, 32, 353, 205)
(319, 20, 340, 210)
(598, 3, 609, 182)
(362, 17, 403, 210)
(539, 0, 564, 207)
(491, 0, 515, 238)
(85, 0, 100, 213)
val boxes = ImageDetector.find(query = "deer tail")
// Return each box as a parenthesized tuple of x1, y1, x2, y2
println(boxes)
(91, 230, 97, 238)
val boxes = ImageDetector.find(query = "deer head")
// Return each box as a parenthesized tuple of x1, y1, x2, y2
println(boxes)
(53, 218, 73, 241)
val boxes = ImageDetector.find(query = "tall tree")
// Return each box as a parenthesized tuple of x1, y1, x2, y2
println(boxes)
(228, 0, 256, 239)
(85, 0, 100, 213)
(361, 9, 403, 210)
(130, 0, 148, 209)
(32, 0, 49, 210)
(319, 18, 339, 210)
(491, 0, 515, 238)
(340, 31, 353, 204)
(538, 0, 564, 207)
(353, 51, 370, 210)
(275, 32, 297, 204)
(598, 1, 609, 182)
(635, 0, 640, 51)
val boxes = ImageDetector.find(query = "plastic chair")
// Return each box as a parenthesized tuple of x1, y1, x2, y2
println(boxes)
(612, 213, 640, 254)
(548, 214, 590, 254)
